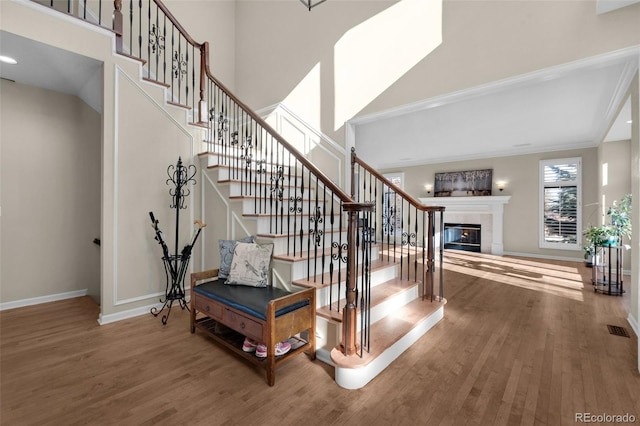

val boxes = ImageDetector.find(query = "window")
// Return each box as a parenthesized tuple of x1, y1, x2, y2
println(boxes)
(539, 158, 581, 250)
(382, 173, 404, 237)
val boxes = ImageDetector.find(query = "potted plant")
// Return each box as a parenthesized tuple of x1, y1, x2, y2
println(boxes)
(607, 193, 632, 247)
(583, 225, 610, 266)
(582, 194, 632, 266)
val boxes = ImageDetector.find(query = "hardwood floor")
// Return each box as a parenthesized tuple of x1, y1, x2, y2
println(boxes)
(2, 252, 639, 425)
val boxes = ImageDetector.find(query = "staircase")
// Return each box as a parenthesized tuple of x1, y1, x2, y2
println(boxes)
(19, 0, 447, 389)
(198, 147, 446, 389)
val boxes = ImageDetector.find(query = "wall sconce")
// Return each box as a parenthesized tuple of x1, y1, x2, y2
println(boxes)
(496, 181, 506, 192)
(425, 184, 432, 195)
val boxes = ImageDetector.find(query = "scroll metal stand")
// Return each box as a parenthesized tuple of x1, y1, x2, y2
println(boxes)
(149, 157, 205, 324)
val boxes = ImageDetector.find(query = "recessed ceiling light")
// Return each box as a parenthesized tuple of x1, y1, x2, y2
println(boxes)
(0, 55, 18, 65)
(626, 120, 633, 124)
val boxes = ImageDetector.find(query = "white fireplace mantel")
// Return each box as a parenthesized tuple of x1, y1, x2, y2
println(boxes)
(418, 196, 511, 255)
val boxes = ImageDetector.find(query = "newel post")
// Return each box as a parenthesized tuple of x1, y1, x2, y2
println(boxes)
(113, 0, 123, 54)
(340, 201, 374, 356)
(198, 42, 209, 124)
(350, 147, 357, 199)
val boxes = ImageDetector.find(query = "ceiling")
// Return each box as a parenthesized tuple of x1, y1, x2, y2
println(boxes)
(353, 49, 639, 169)
(0, 30, 103, 112)
(0, 30, 637, 170)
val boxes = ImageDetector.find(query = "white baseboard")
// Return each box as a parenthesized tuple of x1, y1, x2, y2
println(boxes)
(502, 251, 584, 263)
(627, 313, 639, 337)
(98, 301, 165, 325)
(0, 289, 88, 311)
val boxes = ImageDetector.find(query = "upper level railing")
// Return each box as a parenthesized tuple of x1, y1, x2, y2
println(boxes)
(31, 0, 443, 358)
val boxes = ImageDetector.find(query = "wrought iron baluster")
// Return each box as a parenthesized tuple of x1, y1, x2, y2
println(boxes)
(414, 205, 419, 281)
(162, 14, 167, 84)
(321, 186, 327, 285)
(299, 167, 305, 258)
(439, 210, 444, 301)
(138, 0, 142, 58)
(329, 197, 335, 309)
(191, 43, 195, 114)
(129, 0, 133, 54)
(147, 0, 151, 78)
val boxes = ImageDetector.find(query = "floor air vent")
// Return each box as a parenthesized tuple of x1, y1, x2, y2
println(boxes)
(607, 325, 630, 338)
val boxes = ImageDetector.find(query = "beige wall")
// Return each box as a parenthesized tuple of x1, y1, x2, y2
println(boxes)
(0, 1, 204, 321)
(599, 139, 633, 267)
(234, 0, 640, 144)
(0, 81, 101, 302)
(380, 147, 600, 260)
(165, 0, 236, 90)
(629, 73, 639, 357)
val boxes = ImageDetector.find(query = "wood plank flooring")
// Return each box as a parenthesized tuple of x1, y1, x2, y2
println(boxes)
(1, 251, 639, 425)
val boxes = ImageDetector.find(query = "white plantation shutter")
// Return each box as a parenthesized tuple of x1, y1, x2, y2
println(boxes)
(539, 158, 581, 250)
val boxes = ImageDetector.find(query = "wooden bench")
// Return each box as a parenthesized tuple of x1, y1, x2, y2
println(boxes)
(190, 269, 316, 386)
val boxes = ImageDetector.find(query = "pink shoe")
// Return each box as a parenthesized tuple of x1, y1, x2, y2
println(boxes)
(242, 337, 259, 352)
(255, 341, 291, 358)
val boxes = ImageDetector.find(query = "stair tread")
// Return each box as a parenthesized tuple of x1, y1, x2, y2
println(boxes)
(316, 275, 421, 322)
(331, 297, 445, 368)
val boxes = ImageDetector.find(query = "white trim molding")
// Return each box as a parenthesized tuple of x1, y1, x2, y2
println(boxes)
(0, 289, 88, 311)
(628, 313, 639, 338)
(98, 302, 164, 325)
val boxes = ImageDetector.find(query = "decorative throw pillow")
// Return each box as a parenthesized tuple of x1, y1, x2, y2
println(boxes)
(218, 236, 254, 279)
(225, 242, 274, 287)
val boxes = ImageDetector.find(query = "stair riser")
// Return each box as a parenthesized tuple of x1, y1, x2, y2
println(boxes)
(284, 249, 380, 281)
(314, 264, 398, 308)
(228, 182, 316, 199)
(216, 167, 309, 187)
(365, 285, 419, 327)
(204, 152, 306, 173)
(266, 231, 348, 254)
(239, 198, 342, 217)
(255, 214, 342, 235)
(317, 289, 418, 356)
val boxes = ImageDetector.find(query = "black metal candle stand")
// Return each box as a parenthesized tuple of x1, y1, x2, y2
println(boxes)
(149, 157, 203, 325)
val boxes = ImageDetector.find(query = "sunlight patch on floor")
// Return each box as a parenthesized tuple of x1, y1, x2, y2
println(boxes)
(443, 251, 585, 302)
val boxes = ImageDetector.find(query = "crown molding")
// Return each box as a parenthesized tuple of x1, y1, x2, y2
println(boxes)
(349, 46, 640, 128)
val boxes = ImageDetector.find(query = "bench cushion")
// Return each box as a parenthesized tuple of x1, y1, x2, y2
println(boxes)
(194, 280, 309, 320)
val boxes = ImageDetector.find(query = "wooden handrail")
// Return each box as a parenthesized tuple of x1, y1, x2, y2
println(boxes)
(153, 0, 203, 49)
(201, 51, 353, 203)
(351, 147, 445, 213)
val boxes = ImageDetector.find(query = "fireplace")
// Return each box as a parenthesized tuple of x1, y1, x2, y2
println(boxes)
(444, 223, 481, 252)
(419, 196, 510, 255)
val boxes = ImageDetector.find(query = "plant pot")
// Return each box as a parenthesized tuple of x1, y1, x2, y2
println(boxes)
(585, 254, 601, 267)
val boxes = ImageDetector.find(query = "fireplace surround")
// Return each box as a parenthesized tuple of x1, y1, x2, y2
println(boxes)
(418, 195, 511, 255)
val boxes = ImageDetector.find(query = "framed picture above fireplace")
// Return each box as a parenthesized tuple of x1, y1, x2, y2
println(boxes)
(434, 169, 493, 197)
